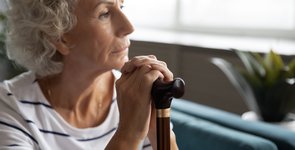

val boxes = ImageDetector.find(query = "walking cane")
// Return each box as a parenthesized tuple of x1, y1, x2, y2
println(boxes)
(151, 78, 185, 150)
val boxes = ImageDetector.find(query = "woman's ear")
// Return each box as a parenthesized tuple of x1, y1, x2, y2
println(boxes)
(52, 36, 71, 55)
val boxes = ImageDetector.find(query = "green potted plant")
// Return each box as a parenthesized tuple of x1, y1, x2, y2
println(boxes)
(211, 50, 295, 122)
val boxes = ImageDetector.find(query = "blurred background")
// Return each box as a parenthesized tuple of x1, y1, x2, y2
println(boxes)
(123, 0, 295, 114)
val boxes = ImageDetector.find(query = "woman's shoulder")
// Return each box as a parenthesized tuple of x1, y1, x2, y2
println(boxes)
(1, 71, 36, 92)
(0, 71, 36, 91)
(0, 71, 38, 111)
(0, 72, 38, 136)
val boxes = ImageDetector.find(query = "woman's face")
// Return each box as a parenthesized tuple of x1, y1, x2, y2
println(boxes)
(62, 0, 134, 73)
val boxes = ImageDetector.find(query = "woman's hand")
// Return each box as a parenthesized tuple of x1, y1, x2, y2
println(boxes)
(107, 55, 173, 149)
(121, 55, 173, 82)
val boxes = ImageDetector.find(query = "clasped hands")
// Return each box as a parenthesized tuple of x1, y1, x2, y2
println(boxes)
(114, 55, 177, 149)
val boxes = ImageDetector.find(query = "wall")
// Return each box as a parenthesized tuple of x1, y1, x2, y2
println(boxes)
(129, 40, 294, 115)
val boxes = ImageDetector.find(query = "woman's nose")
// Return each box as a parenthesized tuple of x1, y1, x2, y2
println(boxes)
(114, 10, 134, 37)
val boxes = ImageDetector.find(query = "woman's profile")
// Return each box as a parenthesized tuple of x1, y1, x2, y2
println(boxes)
(0, 0, 178, 149)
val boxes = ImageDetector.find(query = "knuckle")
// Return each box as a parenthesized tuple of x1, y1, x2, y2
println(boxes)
(131, 57, 140, 63)
(133, 56, 141, 59)
(169, 71, 174, 79)
(131, 56, 141, 62)
(140, 65, 151, 73)
(160, 61, 167, 67)
(148, 55, 157, 59)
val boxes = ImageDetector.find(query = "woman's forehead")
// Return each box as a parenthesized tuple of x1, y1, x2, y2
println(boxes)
(78, 0, 123, 8)
(92, 0, 124, 4)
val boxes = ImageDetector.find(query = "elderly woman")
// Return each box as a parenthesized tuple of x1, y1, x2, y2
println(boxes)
(0, 0, 178, 149)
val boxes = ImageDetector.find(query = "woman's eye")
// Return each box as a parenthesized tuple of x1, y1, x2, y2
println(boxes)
(99, 11, 110, 20)
(120, 5, 125, 10)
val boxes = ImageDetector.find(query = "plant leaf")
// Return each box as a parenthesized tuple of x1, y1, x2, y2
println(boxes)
(233, 49, 254, 74)
(264, 50, 285, 86)
(288, 59, 295, 77)
(240, 70, 263, 88)
(232, 49, 266, 78)
(252, 52, 264, 64)
(211, 57, 260, 113)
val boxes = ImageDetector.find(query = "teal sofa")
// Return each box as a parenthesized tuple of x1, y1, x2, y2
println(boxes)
(171, 99, 295, 150)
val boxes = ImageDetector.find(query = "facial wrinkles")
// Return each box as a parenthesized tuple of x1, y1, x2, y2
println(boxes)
(75, 0, 126, 57)
(93, 0, 124, 10)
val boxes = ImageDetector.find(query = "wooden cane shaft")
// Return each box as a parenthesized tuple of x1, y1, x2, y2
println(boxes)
(157, 109, 171, 150)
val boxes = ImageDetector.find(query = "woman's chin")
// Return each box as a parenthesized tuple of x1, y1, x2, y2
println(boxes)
(113, 55, 129, 70)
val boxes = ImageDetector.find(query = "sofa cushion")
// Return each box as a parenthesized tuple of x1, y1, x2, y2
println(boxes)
(171, 110, 277, 150)
(172, 99, 295, 150)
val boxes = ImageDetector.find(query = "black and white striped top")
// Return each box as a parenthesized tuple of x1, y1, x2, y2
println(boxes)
(0, 71, 151, 150)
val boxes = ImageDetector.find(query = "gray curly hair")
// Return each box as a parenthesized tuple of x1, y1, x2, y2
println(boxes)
(6, 0, 78, 77)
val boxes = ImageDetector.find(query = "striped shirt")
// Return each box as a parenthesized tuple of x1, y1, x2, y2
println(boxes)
(0, 71, 152, 150)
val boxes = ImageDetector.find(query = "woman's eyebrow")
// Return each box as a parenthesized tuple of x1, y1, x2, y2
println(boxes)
(93, 0, 115, 9)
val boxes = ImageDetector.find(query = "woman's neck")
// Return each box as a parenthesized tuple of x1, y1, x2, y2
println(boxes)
(39, 69, 115, 128)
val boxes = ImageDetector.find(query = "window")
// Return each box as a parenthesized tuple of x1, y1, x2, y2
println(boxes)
(124, 0, 178, 28)
(125, 0, 295, 38)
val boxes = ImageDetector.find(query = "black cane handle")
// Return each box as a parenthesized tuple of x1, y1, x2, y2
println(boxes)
(151, 78, 185, 109)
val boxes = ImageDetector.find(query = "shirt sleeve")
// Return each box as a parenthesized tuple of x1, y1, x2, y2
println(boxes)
(0, 99, 37, 150)
(0, 129, 35, 150)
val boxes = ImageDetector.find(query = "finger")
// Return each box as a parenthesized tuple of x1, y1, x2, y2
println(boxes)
(118, 64, 152, 91)
(125, 65, 152, 88)
(120, 61, 135, 74)
(143, 69, 164, 87)
(121, 58, 140, 74)
(147, 55, 157, 60)
(134, 59, 167, 68)
(122, 55, 161, 73)
(149, 64, 173, 81)
(125, 65, 163, 94)
(133, 60, 171, 81)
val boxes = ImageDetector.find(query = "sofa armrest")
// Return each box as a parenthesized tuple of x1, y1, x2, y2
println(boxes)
(171, 110, 277, 150)
(172, 99, 295, 150)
